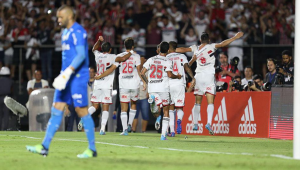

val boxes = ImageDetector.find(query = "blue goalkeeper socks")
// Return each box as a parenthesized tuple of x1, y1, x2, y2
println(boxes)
(42, 107, 63, 150)
(81, 114, 96, 152)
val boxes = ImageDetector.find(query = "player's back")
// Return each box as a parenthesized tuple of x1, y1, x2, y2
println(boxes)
(94, 51, 117, 89)
(144, 55, 172, 93)
(61, 22, 89, 75)
(117, 52, 141, 89)
(166, 52, 188, 87)
(190, 43, 216, 74)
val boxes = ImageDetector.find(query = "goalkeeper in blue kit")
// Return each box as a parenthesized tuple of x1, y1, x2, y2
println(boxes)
(26, 5, 97, 158)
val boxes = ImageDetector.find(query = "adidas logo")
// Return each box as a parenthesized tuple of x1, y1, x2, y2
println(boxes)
(212, 97, 230, 134)
(185, 110, 203, 134)
(238, 97, 257, 134)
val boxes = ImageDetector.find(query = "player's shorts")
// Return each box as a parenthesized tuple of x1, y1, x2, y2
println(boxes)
(149, 92, 170, 106)
(54, 74, 89, 107)
(91, 88, 112, 104)
(194, 72, 216, 96)
(120, 88, 139, 103)
(170, 85, 185, 107)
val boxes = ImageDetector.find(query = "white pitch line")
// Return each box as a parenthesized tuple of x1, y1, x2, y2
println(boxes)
(0, 134, 293, 160)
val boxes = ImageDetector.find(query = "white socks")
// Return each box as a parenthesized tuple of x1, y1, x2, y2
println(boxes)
(128, 109, 136, 126)
(101, 111, 109, 131)
(193, 104, 200, 124)
(162, 117, 169, 137)
(207, 104, 214, 125)
(121, 112, 128, 131)
(176, 109, 184, 120)
(169, 110, 175, 133)
(88, 106, 96, 115)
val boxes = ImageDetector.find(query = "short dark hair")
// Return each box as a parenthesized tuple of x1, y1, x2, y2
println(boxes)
(219, 52, 228, 58)
(244, 66, 253, 71)
(169, 41, 177, 50)
(201, 32, 209, 43)
(101, 42, 111, 52)
(282, 50, 291, 57)
(267, 58, 276, 64)
(124, 38, 134, 50)
(234, 76, 241, 79)
(253, 74, 262, 81)
(159, 41, 169, 53)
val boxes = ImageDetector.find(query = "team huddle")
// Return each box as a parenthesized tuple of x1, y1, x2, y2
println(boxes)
(25, 5, 243, 158)
(88, 30, 243, 140)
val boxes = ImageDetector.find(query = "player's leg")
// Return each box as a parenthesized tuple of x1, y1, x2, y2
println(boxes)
(78, 103, 99, 130)
(99, 89, 112, 135)
(140, 98, 149, 132)
(150, 93, 162, 130)
(168, 104, 175, 137)
(172, 85, 185, 134)
(128, 89, 139, 132)
(120, 89, 129, 135)
(131, 100, 140, 132)
(192, 95, 202, 131)
(160, 92, 170, 140)
(71, 80, 97, 158)
(205, 93, 215, 135)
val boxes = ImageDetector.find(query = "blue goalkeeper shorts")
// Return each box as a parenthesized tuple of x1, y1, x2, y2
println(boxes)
(53, 73, 89, 107)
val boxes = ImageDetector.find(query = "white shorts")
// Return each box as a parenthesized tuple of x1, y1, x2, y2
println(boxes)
(170, 85, 185, 107)
(194, 72, 216, 96)
(120, 88, 139, 103)
(149, 92, 170, 106)
(91, 88, 112, 104)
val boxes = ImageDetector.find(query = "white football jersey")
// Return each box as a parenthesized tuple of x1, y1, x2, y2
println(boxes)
(166, 52, 188, 86)
(93, 50, 119, 89)
(117, 52, 141, 89)
(143, 55, 172, 93)
(190, 43, 217, 74)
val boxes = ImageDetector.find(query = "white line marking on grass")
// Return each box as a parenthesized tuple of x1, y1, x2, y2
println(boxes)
(0, 134, 293, 160)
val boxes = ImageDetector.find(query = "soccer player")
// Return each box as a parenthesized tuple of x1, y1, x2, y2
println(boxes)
(141, 41, 181, 140)
(176, 32, 243, 135)
(166, 41, 195, 136)
(117, 38, 146, 135)
(86, 36, 133, 135)
(26, 5, 97, 158)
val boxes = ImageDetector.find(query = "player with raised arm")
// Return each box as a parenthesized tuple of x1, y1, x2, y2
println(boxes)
(117, 38, 146, 135)
(176, 32, 243, 135)
(141, 41, 181, 140)
(166, 41, 195, 136)
(82, 36, 133, 135)
(26, 5, 97, 158)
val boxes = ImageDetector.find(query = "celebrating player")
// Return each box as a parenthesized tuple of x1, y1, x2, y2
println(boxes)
(26, 5, 97, 158)
(85, 36, 133, 135)
(166, 41, 195, 136)
(176, 32, 243, 135)
(141, 41, 181, 140)
(117, 38, 146, 135)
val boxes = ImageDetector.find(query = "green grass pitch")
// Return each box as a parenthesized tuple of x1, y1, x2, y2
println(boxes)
(0, 132, 299, 170)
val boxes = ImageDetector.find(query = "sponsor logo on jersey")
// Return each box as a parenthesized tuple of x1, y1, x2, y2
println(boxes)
(72, 94, 82, 99)
(162, 99, 168, 104)
(149, 79, 163, 83)
(121, 95, 127, 99)
(62, 43, 70, 51)
(104, 97, 111, 101)
(122, 75, 134, 79)
(91, 96, 96, 99)
(154, 61, 161, 64)
(238, 97, 257, 134)
(186, 112, 203, 134)
(212, 97, 230, 134)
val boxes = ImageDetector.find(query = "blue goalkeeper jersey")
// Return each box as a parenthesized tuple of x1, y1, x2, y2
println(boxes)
(61, 22, 89, 75)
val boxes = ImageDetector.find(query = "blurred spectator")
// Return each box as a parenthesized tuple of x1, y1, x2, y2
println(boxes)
(25, 29, 39, 80)
(27, 70, 49, 95)
(193, 10, 210, 38)
(11, 19, 29, 80)
(146, 19, 161, 58)
(158, 15, 176, 42)
(133, 23, 146, 57)
(103, 20, 115, 45)
(0, 67, 13, 130)
(180, 18, 198, 58)
(166, 4, 182, 23)
(265, 58, 284, 85)
(216, 52, 241, 91)
(278, 50, 294, 85)
(37, 20, 53, 82)
(241, 66, 253, 85)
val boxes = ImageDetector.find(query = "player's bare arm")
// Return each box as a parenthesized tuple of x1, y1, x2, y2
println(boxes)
(94, 65, 117, 80)
(115, 50, 134, 62)
(215, 32, 244, 48)
(167, 71, 181, 79)
(188, 54, 197, 67)
(141, 67, 148, 84)
(175, 47, 192, 53)
(92, 36, 104, 52)
(137, 65, 147, 90)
